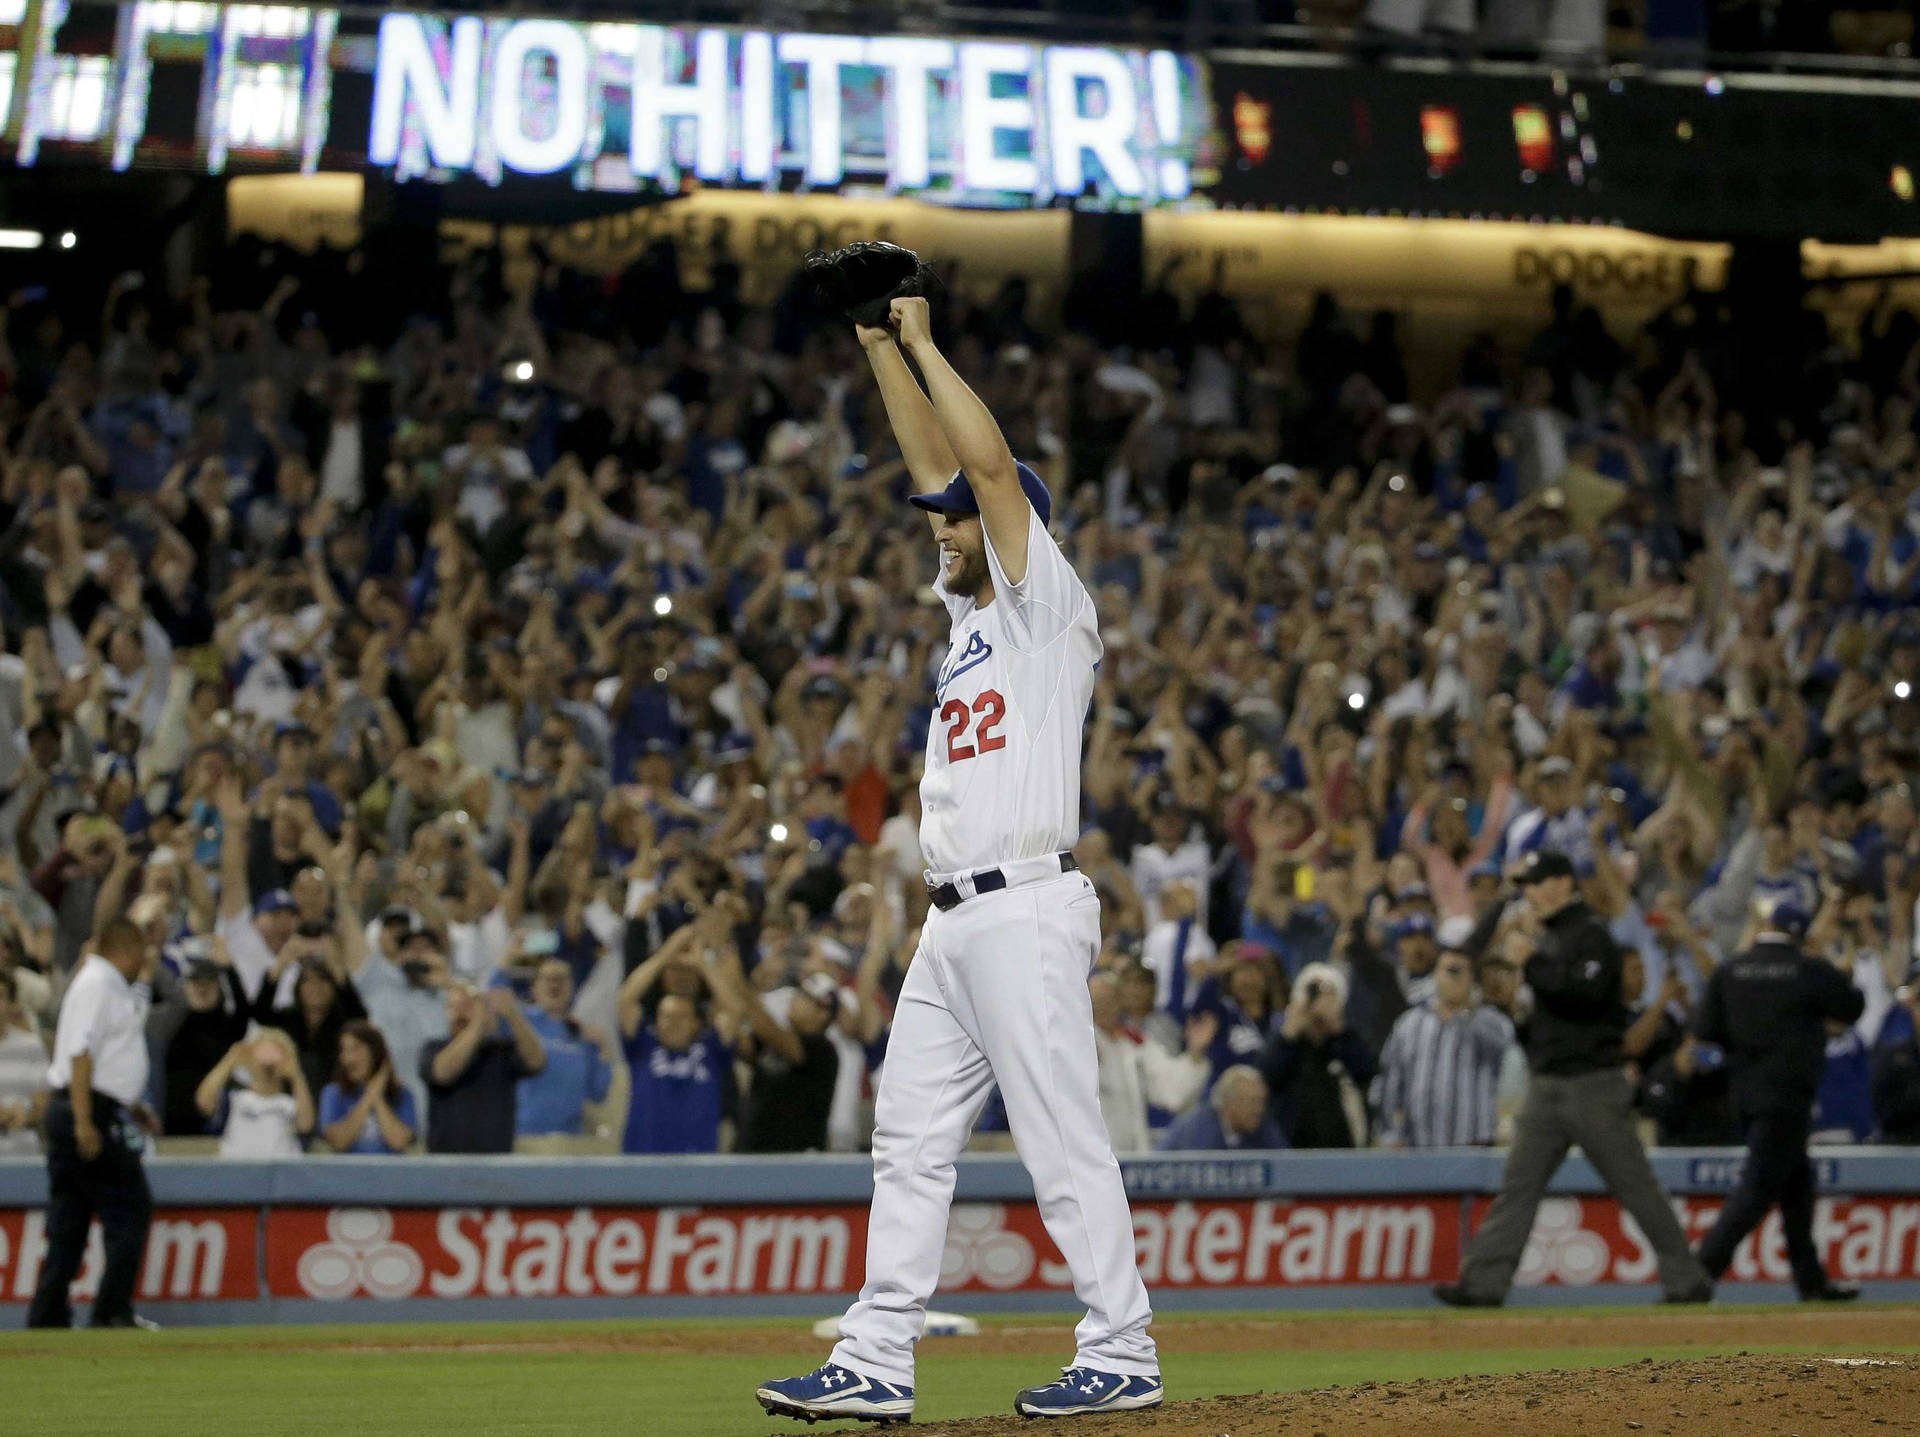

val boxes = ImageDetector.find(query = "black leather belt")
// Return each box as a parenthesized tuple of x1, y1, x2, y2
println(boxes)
(928, 852, 1078, 912)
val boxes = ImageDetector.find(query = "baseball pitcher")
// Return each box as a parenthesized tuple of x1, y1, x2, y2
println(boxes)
(756, 245, 1162, 1424)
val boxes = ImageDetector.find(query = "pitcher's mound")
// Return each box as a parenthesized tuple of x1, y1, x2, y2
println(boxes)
(905, 1354, 1917, 1437)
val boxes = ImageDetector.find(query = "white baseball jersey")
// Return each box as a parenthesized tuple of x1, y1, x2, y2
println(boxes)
(919, 504, 1100, 875)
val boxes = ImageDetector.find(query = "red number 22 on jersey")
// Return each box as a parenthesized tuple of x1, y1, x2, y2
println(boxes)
(941, 689, 1007, 763)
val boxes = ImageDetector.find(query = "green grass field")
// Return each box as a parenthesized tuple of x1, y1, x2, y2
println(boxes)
(7, 1308, 1916, 1436)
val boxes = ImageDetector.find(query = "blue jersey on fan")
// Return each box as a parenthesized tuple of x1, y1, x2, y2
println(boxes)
(621, 1025, 730, 1154)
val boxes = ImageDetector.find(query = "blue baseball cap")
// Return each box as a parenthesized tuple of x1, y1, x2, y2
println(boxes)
(255, 889, 296, 916)
(1391, 913, 1437, 941)
(908, 462, 1051, 527)
(1762, 899, 1811, 938)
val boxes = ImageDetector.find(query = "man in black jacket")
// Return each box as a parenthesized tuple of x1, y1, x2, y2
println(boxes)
(1260, 962, 1376, 1148)
(1437, 851, 1711, 1306)
(1693, 902, 1864, 1300)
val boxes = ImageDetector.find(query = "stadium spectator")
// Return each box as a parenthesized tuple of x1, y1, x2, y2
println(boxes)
(616, 915, 738, 1152)
(317, 1020, 418, 1155)
(1261, 962, 1377, 1147)
(1090, 969, 1216, 1153)
(1139, 879, 1214, 1018)
(728, 963, 841, 1156)
(149, 945, 250, 1135)
(1115, 961, 1183, 1055)
(0, 966, 48, 1153)
(1373, 947, 1516, 1146)
(1133, 794, 1212, 931)
(514, 956, 615, 1140)
(420, 982, 546, 1154)
(1191, 945, 1287, 1080)
(1158, 1065, 1287, 1151)
(193, 1028, 315, 1158)
(246, 946, 368, 1104)
(351, 925, 452, 1115)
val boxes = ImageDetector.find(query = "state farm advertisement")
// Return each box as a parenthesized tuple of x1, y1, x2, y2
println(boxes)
(8, 1193, 1920, 1306)
(260, 1196, 1458, 1301)
(0, 1207, 256, 1302)
(1474, 1195, 1920, 1287)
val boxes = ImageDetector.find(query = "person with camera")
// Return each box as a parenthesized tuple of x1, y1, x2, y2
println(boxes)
(420, 980, 546, 1154)
(1259, 962, 1376, 1148)
(1437, 850, 1711, 1307)
(28, 917, 160, 1328)
(193, 1027, 314, 1158)
(350, 922, 452, 1116)
(1691, 899, 1865, 1300)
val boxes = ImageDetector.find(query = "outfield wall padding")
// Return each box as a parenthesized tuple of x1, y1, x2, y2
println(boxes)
(4, 1149, 1920, 1324)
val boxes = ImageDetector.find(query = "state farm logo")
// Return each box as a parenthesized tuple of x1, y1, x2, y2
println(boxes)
(1514, 1199, 1610, 1287)
(940, 1205, 1036, 1290)
(297, 1208, 425, 1300)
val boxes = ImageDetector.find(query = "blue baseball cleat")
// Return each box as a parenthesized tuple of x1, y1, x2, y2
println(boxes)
(1014, 1367, 1164, 1418)
(756, 1363, 915, 1425)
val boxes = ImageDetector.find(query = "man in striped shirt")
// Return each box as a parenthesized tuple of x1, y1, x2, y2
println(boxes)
(1374, 948, 1515, 1147)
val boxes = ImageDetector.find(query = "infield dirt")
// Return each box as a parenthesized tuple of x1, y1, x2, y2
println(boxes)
(733, 1309, 1920, 1437)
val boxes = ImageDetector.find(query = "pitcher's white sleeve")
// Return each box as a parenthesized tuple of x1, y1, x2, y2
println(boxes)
(980, 505, 1090, 650)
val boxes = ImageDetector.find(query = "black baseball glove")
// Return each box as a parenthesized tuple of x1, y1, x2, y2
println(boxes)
(804, 241, 933, 329)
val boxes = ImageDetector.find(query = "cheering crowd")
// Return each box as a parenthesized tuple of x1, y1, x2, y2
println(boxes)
(0, 233, 1917, 1161)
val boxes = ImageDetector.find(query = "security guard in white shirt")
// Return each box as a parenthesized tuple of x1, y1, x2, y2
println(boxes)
(28, 918, 160, 1328)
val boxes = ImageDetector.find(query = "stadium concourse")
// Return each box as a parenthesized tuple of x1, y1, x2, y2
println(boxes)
(1, 230, 1919, 1177)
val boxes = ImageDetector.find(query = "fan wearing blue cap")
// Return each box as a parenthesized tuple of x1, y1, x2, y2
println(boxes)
(758, 297, 1163, 1426)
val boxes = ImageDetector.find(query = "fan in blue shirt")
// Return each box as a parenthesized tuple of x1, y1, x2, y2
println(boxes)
(622, 998, 732, 1154)
(616, 931, 735, 1154)
(514, 960, 614, 1138)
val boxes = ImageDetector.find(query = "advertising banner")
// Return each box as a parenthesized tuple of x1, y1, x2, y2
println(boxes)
(261, 1197, 1459, 1301)
(6, 1192, 1920, 1307)
(0, 1206, 257, 1303)
(1473, 1195, 1920, 1288)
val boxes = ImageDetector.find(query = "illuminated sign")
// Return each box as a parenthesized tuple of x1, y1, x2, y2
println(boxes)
(365, 18, 1210, 206)
(1, 5, 1918, 239)
(0, 4, 1212, 209)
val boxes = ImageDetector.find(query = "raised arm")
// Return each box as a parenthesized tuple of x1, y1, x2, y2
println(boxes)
(709, 945, 804, 1064)
(856, 325, 960, 516)
(215, 774, 252, 921)
(195, 1041, 246, 1119)
(489, 988, 547, 1075)
(891, 298, 1030, 580)
(616, 923, 699, 1039)
(428, 1001, 490, 1085)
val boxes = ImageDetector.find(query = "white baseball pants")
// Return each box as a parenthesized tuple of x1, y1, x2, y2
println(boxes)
(830, 868, 1158, 1386)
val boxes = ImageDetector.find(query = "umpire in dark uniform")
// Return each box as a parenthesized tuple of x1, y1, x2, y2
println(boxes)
(1437, 851, 1711, 1306)
(27, 917, 159, 1328)
(1692, 901, 1863, 1300)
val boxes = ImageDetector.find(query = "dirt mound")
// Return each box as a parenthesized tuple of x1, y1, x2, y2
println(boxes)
(899, 1354, 1917, 1437)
